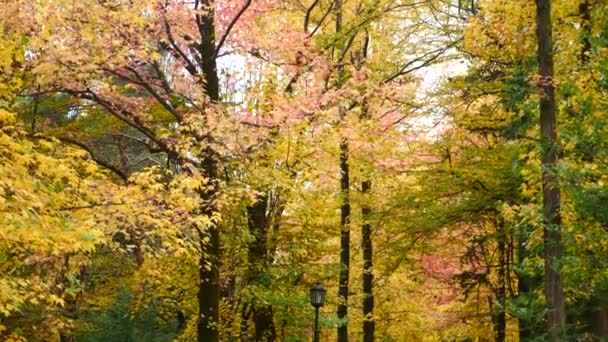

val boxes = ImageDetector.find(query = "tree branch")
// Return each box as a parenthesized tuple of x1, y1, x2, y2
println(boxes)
(57, 136, 129, 182)
(214, 0, 253, 59)
(124, 66, 183, 123)
(309, 0, 336, 37)
(162, 17, 200, 78)
(304, 0, 321, 33)
(383, 39, 461, 84)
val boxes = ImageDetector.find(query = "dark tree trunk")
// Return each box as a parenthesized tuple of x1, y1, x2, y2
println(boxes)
(247, 195, 269, 266)
(198, 1, 220, 103)
(580, 292, 608, 341)
(587, 303, 608, 340)
(59, 255, 77, 342)
(197, 201, 220, 342)
(358, 95, 374, 342)
(254, 306, 276, 342)
(59, 334, 75, 342)
(337, 134, 351, 342)
(361, 179, 374, 342)
(495, 221, 506, 342)
(246, 195, 277, 342)
(535, 0, 565, 339)
(335, 1, 351, 341)
(196, 1, 221, 341)
(579, 0, 591, 64)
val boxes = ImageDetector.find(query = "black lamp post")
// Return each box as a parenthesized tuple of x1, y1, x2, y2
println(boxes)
(310, 282, 326, 342)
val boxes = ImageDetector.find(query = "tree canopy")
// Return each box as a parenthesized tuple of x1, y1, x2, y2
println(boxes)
(2, 0, 608, 340)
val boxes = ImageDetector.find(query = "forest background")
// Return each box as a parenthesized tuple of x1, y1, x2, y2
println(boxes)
(1, 0, 608, 341)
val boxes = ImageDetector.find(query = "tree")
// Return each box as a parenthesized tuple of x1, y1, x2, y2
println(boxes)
(4, 0, 272, 339)
(535, 0, 566, 338)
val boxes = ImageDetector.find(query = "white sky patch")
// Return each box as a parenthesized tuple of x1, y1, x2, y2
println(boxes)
(410, 58, 469, 136)
(419, 59, 469, 94)
(218, 53, 247, 105)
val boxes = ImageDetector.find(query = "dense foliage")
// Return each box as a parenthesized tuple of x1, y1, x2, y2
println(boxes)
(1, 0, 608, 340)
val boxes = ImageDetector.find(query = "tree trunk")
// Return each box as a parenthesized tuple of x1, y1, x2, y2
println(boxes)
(579, 0, 591, 65)
(358, 94, 374, 341)
(337, 137, 351, 342)
(59, 255, 77, 342)
(197, 1, 221, 341)
(246, 194, 277, 342)
(335, 1, 351, 341)
(197, 204, 220, 342)
(535, 0, 566, 339)
(589, 305, 608, 340)
(254, 306, 276, 342)
(495, 221, 506, 342)
(361, 179, 374, 342)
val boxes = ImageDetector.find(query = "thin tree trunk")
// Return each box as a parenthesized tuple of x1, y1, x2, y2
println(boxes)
(535, 0, 565, 339)
(361, 179, 374, 342)
(246, 194, 277, 342)
(337, 136, 351, 342)
(358, 92, 374, 341)
(335, 0, 351, 341)
(579, 0, 591, 65)
(198, 204, 220, 342)
(496, 221, 506, 342)
(59, 255, 77, 342)
(588, 301, 608, 339)
(254, 306, 276, 342)
(197, 1, 221, 340)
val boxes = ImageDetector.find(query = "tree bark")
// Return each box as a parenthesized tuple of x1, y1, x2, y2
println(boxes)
(495, 221, 506, 342)
(59, 255, 77, 342)
(196, 1, 221, 341)
(254, 306, 276, 342)
(361, 179, 374, 342)
(246, 194, 277, 342)
(197, 196, 220, 342)
(579, 0, 591, 65)
(337, 138, 351, 342)
(358, 94, 374, 341)
(582, 294, 608, 340)
(335, 1, 351, 341)
(535, 0, 566, 339)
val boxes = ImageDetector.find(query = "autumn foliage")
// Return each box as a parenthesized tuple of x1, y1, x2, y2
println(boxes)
(2, 0, 608, 341)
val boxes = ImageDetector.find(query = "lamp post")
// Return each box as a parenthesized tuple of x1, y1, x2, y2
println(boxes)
(310, 282, 326, 342)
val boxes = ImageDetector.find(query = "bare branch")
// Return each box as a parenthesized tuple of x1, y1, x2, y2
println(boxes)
(61, 202, 126, 211)
(309, 0, 336, 37)
(65, 90, 165, 149)
(124, 66, 183, 122)
(214, 0, 253, 59)
(57, 136, 129, 182)
(383, 39, 461, 84)
(162, 16, 200, 78)
(304, 0, 321, 33)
